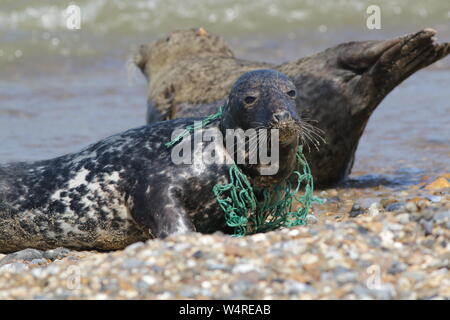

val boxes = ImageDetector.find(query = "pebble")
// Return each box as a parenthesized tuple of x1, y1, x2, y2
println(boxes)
(404, 271, 426, 282)
(192, 250, 204, 259)
(122, 258, 144, 269)
(368, 236, 382, 248)
(371, 283, 396, 300)
(349, 203, 364, 217)
(388, 261, 407, 275)
(368, 203, 380, 216)
(206, 263, 229, 271)
(380, 198, 396, 208)
(30, 258, 48, 265)
(335, 270, 358, 284)
(31, 267, 47, 278)
(0, 248, 43, 266)
(421, 220, 434, 235)
(386, 202, 405, 212)
(43, 247, 72, 260)
(251, 233, 267, 242)
(433, 211, 450, 223)
(396, 213, 410, 224)
(306, 214, 318, 224)
(285, 280, 316, 295)
(0, 262, 28, 273)
(426, 195, 442, 203)
(124, 242, 145, 253)
(232, 264, 256, 273)
(405, 201, 418, 213)
(300, 253, 319, 265)
(425, 177, 450, 190)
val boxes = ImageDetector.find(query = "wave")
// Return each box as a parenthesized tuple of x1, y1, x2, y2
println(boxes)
(1, 0, 449, 34)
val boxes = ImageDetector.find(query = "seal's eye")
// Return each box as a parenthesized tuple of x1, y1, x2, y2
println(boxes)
(244, 96, 257, 104)
(287, 90, 296, 98)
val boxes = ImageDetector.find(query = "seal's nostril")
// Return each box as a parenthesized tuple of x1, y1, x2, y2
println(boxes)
(273, 111, 291, 122)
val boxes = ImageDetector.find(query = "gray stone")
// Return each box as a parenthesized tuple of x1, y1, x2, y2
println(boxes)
(192, 250, 204, 259)
(206, 263, 229, 271)
(426, 195, 442, 203)
(349, 203, 365, 217)
(386, 202, 405, 212)
(357, 226, 369, 235)
(404, 271, 426, 282)
(334, 267, 358, 283)
(122, 258, 144, 269)
(0, 262, 28, 273)
(396, 213, 410, 224)
(405, 202, 418, 213)
(231, 279, 253, 293)
(30, 258, 48, 265)
(180, 286, 201, 298)
(368, 203, 381, 216)
(136, 280, 151, 290)
(421, 220, 434, 235)
(336, 272, 358, 283)
(0, 248, 43, 266)
(46, 265, 61, 275)
(388, 261, 407, 275)
(370, 283, 397, 299)
(353, 285, 375, 300)
(285, 280, 316, 295)
(233, 264, 256, 273)
(124, 241, 145, 253)
(306, 214, 318, 224)
(368, 236, 381, 248)
(421, 238, 435, 248)
(433, 211, 450, 223)
(43, 247, 71, 260)
(31, 267, 46, 278)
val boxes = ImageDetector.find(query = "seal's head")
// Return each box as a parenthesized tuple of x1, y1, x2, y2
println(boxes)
(219, 69, 303, 186)
(135, 28, 234, 79)
(220, 69, 300, 145)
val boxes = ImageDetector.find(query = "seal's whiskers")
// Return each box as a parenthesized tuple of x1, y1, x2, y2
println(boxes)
(295, 119, 326, 152)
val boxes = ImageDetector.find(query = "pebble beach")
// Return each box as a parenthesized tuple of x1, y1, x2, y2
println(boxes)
(0, 175, 448, 300)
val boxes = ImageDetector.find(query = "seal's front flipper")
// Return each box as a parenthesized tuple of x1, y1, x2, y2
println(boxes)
(130, 186, 195, 239)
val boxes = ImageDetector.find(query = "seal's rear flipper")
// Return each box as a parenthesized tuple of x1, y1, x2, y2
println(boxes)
(367, 29, 449, 92)
(335, 29, 449, 114)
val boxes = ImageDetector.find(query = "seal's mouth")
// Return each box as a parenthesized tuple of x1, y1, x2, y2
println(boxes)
(269, 120, 300, 144)
(268, 118, 325, 150)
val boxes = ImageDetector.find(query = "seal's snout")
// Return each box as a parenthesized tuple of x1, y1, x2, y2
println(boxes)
(272, 110, 292, 124)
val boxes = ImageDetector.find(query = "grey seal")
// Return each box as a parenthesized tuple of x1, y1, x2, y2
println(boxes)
(135, 28, 449, 187)
(0, 69, 302, 253)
